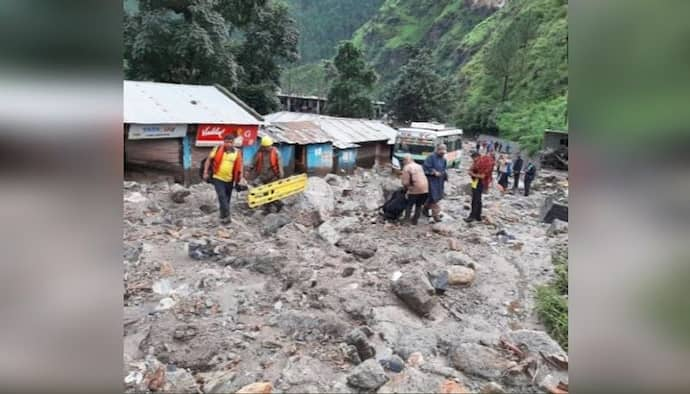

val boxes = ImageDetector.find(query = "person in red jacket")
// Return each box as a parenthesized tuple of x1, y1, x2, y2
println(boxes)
(251, 136, 285, 213)
(465, 151, 494, 223)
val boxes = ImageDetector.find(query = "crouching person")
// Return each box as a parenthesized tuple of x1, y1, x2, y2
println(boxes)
(203, 135, 244, 224)
(401, 154, 428, 225)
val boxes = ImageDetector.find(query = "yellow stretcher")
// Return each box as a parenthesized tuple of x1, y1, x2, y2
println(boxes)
(247, 173, 308, 208)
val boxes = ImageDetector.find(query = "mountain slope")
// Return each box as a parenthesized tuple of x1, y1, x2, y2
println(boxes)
(285, 0, 384, 64)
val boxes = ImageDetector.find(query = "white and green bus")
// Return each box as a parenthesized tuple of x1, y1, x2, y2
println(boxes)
(391, 122, 464, 170)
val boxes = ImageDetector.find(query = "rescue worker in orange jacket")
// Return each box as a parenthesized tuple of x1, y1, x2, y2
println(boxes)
(251, 136, 285, 213)
(203, 135, 244, 224)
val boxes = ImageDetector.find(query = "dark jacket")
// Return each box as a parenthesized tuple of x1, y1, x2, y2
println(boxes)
(423, 153, 447, 203)
(513, 157, 524, 173)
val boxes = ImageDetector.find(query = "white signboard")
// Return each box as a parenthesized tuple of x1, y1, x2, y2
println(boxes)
(128, 124, 187, 140)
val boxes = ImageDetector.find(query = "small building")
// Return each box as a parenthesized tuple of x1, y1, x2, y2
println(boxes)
(543, 129, 568, 151)
(277, 93, 386, 119)
(264, 112, 397, 170)
(261, 121, 336, 176)
(124, 80, 264, 184)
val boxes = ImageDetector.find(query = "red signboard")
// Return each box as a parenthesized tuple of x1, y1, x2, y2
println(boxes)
(196, 124, 258, 147)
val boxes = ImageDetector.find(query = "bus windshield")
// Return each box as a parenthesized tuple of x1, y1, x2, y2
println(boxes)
(395, 141, 434, 156)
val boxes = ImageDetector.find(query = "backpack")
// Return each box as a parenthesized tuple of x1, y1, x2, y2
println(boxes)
(379, 188, 408, 221)
(505, 162, 512, 177)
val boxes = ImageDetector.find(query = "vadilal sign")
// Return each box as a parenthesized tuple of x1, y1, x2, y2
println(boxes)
(195, 124, 258, 147)
(128, 124, 187, 140)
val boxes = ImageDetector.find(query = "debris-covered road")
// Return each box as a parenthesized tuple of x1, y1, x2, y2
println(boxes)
(123, 142, 569, 393)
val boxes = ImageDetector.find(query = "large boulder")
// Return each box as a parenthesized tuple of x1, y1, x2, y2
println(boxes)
(337, 235, 378, 259)
(294, 177, 335, 226)
(261, 213, 292, 236)
(450, 343, 517, 380)
(318, 217, 359, 245)
(391, 270, 437, 316)
(347, 359, 389, 390)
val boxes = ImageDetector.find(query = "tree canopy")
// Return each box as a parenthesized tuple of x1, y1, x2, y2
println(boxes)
(325, 42, 377, 118)
(124, 0, 298, 114)
(387, 49, 448, 123)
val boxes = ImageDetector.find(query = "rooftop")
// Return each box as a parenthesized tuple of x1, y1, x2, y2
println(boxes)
(124, 80, 263, 125)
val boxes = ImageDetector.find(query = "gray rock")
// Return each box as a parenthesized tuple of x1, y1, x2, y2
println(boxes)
(295, 177, 335, 225)
(341, 343, 362, 365)
(346, 328, 376, 361)
(337, 235, 378, 259)
(503, 329, 566, 358)
(325, 173, 341, 186)
(391, 270, 437, 316)
(450, 343, 517, 380)
(262, 213, 292, 236)
(317, 221, 340, 245)
(379, 355, 405, 373)
(547, 218, 568, 236)
(245, 252, 283, 274)
(346, 359, 389, 390)
(170, 184, 191, 203)
(342, 266, 356, 277)
(427, 270, 449, 295)
(277, 310, 349, 341)
(198, 370, 237, 393)
(164, 366, 199, 392)
(376, 366, 442, 393)
(445, 252, 476, 269)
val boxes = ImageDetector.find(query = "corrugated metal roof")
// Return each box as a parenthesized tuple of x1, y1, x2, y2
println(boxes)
(124, 80, 263, 125)
(266, 121, 329, 144)
(265, 112, 397, 145)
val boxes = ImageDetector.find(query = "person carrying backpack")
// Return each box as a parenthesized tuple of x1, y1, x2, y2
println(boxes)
(401, 154, 429, 225)
(203, 135, 244, 224)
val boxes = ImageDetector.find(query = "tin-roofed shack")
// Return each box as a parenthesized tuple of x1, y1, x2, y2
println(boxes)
(264, 112, 397, 169)
(123, 80, 263, 185)
(257, 121, 335, 176)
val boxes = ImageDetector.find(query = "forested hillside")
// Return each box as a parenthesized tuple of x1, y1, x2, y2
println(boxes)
(281, 0, 567, 150)
(285, 0, 384, 64)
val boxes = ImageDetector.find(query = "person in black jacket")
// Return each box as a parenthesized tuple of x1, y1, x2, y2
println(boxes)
(523, 162, 537, 196)
(512, 154, 523, 192)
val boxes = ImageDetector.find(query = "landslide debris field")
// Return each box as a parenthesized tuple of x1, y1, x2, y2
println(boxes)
(124, 143, 569, 393)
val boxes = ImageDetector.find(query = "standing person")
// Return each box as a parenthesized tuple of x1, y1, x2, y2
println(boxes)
(251, 136, 285, 213)
(494, 140, 499, 152)
(422, 144, 448, 223)
(523, 162, 537, 196)
(512, 153, 523, 192)
(465, 151, 494, 223)
(475, 139, 480, 153)
(203, 135, 244, 224)
(497, 154, 511, 192)
(496, 153, 504, 181)
(401, 154, 429, 225)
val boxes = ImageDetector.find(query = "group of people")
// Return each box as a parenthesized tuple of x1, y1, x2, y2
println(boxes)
(203, 134, 284, 224)
(204, 134, 536, 227)
(475, 139, 511, 155)
(399, 140, 537, 226)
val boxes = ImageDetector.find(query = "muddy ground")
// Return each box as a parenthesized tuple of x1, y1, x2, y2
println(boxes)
(123, 142, 569, 393)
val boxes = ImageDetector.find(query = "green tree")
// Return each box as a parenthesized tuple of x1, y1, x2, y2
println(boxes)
(484, 11, 538, 102)
(387, 49, 448, 123)
(235, 2, 299, 113)
(123, 0, 297, 114)
(325, 42, 377, 118)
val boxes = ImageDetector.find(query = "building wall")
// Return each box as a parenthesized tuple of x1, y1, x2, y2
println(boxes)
(334, 148, 357, 174)
(543, 132, 568, 150)
(125, 138, 181, 172)
(306, 143, 333, 176)
(355, 142, 378, 168)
